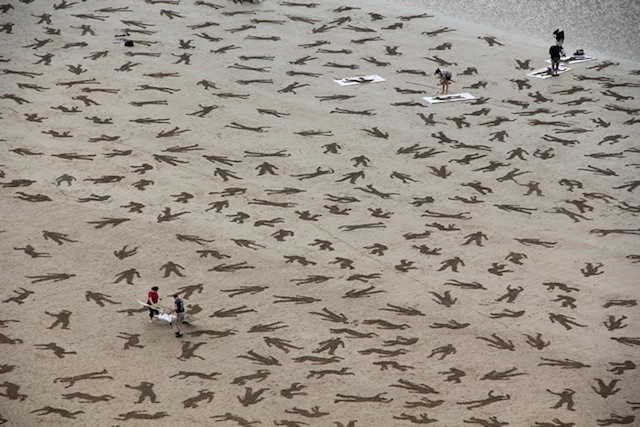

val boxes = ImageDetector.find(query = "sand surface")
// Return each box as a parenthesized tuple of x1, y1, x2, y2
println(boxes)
(1, 0, 639, 426)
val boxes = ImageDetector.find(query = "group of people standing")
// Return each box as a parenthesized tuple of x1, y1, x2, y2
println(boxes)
(146, 286, 185, 338)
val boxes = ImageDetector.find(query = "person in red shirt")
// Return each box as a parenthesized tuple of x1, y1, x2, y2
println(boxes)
(147, 286, 160, 323)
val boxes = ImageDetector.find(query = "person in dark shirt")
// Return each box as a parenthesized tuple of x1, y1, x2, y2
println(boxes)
(549, 44, 564, 76)
(146, 286, 160, 323)
(553, 29, 564, 47)
(435, 68, 452, 94)
(169, 294, 185, 337)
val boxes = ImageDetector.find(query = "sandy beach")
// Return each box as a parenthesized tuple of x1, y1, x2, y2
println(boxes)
(1, 0, 639, 425)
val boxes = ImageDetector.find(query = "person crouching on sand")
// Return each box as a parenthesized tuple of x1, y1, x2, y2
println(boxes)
(435, 68, 452, 94)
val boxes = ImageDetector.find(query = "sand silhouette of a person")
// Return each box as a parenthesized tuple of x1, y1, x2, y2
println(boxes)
(489, 130, 509, 142)
(31, 406, 83, 419)
(175, 283, 204, 299)
(531, 148, 554, 160)
(603, 315, 627, 331)
(520, 181, 543, 196)
(182, 389, 215, 408)
(462, 181, 493, 195)
(309, 239, 334, 251)
(160, 261, 185, 277)
(117, 332, 144, 350)
(565, 198, 593, 213)
(325, 205, 351, 215)
(464, 416, 509, 426)
(126, 381, 158, 404)
(428, 344, 456, 360)
(330, 257, 355, 270)
(85, 291, 120, 307)
(237, 387, 269, 406)
(553, 295, 577, 309)
(178, 342, 207, 361)
(14, 245, 50, 258)
(280, 383, 309, 399)
(334, 392, 392, 403)
(591, 379, 621, 398)
(323, 142, 341, 154)
(114, 268, 140, 285)
(462, 232, 488, 246)
(495, 285, 524, 303)
(187, 104, 218, 118)
(440, 367, 466, 383)
(337, 171, 365, 184)
(232, 239, 265, 250)
(547, 207, 590, 223)
(34, 342, 76, 358)
(414, 245, 442, 255)
(157, 207, 190, 222)
(33, 53, 54, 65)
(478, 35, 504, 46)
(437, 257, 465, 272)
(45, 310, 71, 329)
(26, 273, 76, 284)
(170, 371, 220, 380)
(231, 370, 271, 386)
(547, 388, 576, 411)
(114, 245, 138, 260)
(597, 415, 636, 426)
(488, 263, 513, 276)
(42, 231, 77, 245)
(581, 262, 604, 276)
(55, 174, 76, 186)
(549, 313, 586, 330)
(114, 410, 169, 421)
(313, 338, 345, 355)
(61, 392, 114, 403)
(121, 202, 145, 213)
(458, 390, 510, 409)
(54, 369, 113, 389)
(227, 212, 250, 224)
(447, 116, 471, 129)
(608, 360, 635, 375)
(172, 53, 191, 65)
(0, 381, 27, 401)
(505, 252, 527, 265)
(506, 147, 528, 160)
(285, 256, 317, 266)
(33, 13, 52, 24)
(255, 162, 278, 175)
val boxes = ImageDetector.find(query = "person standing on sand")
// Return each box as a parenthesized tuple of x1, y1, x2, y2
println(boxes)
(549, 44, 564, 76)
(146, 286, 160, 323)
(169, 294, 185, 337)
(435, 68, 452, 94)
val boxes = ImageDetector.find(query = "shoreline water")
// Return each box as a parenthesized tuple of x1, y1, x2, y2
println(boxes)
(397, 0, 640, 67)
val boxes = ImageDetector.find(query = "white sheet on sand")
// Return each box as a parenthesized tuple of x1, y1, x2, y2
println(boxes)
(423, 92, 476, 104)
(156, 312, 175, 323)
(137, 300, 176, 323)
(526, 66, 571, 79)
(334, 74, 386, 86)
(545, 55, 596, 64)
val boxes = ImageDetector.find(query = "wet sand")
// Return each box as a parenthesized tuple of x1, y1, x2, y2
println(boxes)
(1, 0, 639, 425)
